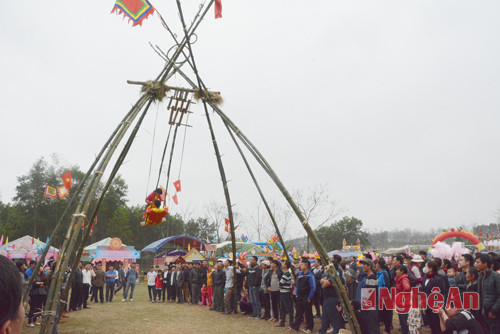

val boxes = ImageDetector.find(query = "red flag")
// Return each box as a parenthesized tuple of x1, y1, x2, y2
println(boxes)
(173, 180, 181, 192)
(32, 237, 34, 245)
(478, 228, 482, 237)
(486, 232, 490, 240)
(172, 194, 178, 205)
(224, 218, 230, 233)
(194, 240, 197, 246)
(61, 171, 72, 189)
(215, 0, 222, 19)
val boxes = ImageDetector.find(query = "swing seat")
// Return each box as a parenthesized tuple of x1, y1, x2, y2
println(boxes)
(144, 206, 168, 226)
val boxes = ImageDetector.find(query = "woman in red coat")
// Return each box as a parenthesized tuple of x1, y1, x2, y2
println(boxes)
(395, 265, 411, 334)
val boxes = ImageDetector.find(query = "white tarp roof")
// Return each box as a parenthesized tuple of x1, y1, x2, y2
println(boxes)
(84, 237, 127, 251)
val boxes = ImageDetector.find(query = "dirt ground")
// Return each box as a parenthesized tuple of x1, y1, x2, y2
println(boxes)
(23, 284, 431, 334)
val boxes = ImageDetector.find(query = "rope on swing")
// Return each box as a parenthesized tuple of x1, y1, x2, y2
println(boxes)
(176, 113, 190, 180)
(145, 104, 160, 197)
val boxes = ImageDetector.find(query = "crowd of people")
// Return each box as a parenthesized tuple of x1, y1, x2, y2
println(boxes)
(2, 249, 500, 334)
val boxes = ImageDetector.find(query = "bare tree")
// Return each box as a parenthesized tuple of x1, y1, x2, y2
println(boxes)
(205, 201, 226, 243)
(249, 202, 272, 242)
(293, 184, 344, 252)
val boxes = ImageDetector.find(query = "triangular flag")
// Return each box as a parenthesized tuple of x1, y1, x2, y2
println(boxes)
(213, 236, 217, 243)
(172, 194, 178, 205)
(44, 237, 50, 251)
(224, 218, 230, 233)
(206, 236, 210, 243)
(0, 235, 3, 246)
(303, 251, 307, 256)
(188, 243, 191, 251)
(61, 171, 72, 189)
(44, 185, 57, 199)
(36, 238, 40, 246)
(215, 0, 222, 19)
(111, 0, 155, 27)
(58, 186, 69, 199)
(173, 180, 181, 192)
(32, 237, 34, 245)
(177, 245, 180, 251)
(6, 237, 8, 245)
(194, 240, 197, 246)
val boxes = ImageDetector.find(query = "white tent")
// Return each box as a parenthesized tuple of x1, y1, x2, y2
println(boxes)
(84, 237, 127, 251)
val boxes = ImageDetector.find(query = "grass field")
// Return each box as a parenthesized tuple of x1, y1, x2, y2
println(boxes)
(23, 284, 429, 334)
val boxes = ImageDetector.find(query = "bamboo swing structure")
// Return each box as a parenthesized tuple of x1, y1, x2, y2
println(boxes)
(31, 2, 361, 333)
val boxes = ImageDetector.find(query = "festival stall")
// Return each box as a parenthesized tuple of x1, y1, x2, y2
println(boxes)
(0, 235, 58, 261)
(82, 237, 140, 270)
(213, 241, 267, 260)
(183, 248, 205, 263)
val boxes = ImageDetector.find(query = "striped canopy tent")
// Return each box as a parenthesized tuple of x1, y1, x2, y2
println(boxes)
(212, 241, 266, 257)
(141, 235, 205, 253)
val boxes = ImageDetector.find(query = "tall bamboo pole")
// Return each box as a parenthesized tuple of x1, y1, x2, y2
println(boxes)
(23, 100, 141, 304)
(60, 100, 154, 319)
(224, 123, 293, 267)
(40, 94, 151, 334)
(166, 66, 360, 333)
(175, 0, 239, 304)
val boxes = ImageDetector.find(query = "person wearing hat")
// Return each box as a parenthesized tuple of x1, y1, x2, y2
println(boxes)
(409, 255, 424, 287)
(359, 258, 379, 334)
(260, 260, 271, 320)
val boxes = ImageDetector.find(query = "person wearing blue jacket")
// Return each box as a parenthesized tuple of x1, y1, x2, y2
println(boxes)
(289, 257, 316, 333)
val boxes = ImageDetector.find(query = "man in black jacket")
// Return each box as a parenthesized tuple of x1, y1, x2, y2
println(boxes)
(212, 262, 226, 313)
(455, 254, 473, 294)
(476, 253, 500, 333)
(69, 262, 83, 311)
(191, 262, 202, 305)
(244, 256, 262, 319)
(175, 265, 184, 304)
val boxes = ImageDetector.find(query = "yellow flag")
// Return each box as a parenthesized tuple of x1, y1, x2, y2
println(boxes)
(6, 237, 8, 245)
(188, 243, 191, 251)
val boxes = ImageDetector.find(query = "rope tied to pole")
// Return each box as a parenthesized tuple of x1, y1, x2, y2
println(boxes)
(94, 170, 104, 175)
(121, 121, 132, 125)
(301, 219, 309, 226)
(193, 89, 223, 105)
(72, 213, 86, 218)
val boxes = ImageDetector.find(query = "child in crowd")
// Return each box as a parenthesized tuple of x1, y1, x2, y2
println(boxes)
(447, 267, 457, 287)
(239, 289, 253, 315)
(407, 308, 422, 334)
(155, 269, 163, 302)
(201, 284, 208, 307)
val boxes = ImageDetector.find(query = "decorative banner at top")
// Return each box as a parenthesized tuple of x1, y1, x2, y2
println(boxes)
(44, 185, 57, 199)
(111, 0, 155, 27)
(61, 171, 72, 189)
(215, 0, 222, 19)
(58, 186, 69, 199)
(224, 218, 230, 233)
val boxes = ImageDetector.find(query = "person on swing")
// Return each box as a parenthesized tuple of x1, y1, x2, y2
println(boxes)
(145, 188, 164, 206)
(140, 199, 168, 226)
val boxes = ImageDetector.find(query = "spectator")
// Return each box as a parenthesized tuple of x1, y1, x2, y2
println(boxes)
(376, 259, 392, 334)
(81, 263, 94, 309)
(0, 255, 24, 334)
(162, 266, 170, 302)
(260, 260, 271, 320)
(423, 261, 444, 334)
(455, 254, 474, 294)
(191, 262, 202, 305)
(176, 265, 185, 304)
(147, 266, 157, 302)
(105, 265, 116, 303)
(244, 256, 262, 319)
(114, 263, 126, 295)
(27, 265, 47, 327)
(437, 308, 485, 334)
(266, 259, 283, 322)
(312, 258, 324, 318)
(15, 261, 27, 288)
(212, 262, 225, 312)
(289, 257, 316, 334)
(239, 289, 253, 314)
(223, 259, 239, 315)
(359, 259, 379, 334)
(155, 269, 163, 302)
(25, 260, 36, 279)
(277, 260, 294, 328)
(475, 253, 500, 333)
(318, 261, 343, 334)
(447, 268, 457, 287)
(206, 264, 213, 307)
(69, 261, 83, 311)
(123, 263, 139, 301)
(91, 263, 105, 303)
(341, 260, 357, 301)
(395, 265, 411, 334)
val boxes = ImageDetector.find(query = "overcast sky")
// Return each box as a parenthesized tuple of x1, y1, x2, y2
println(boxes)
(1, 1, 499, 238)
